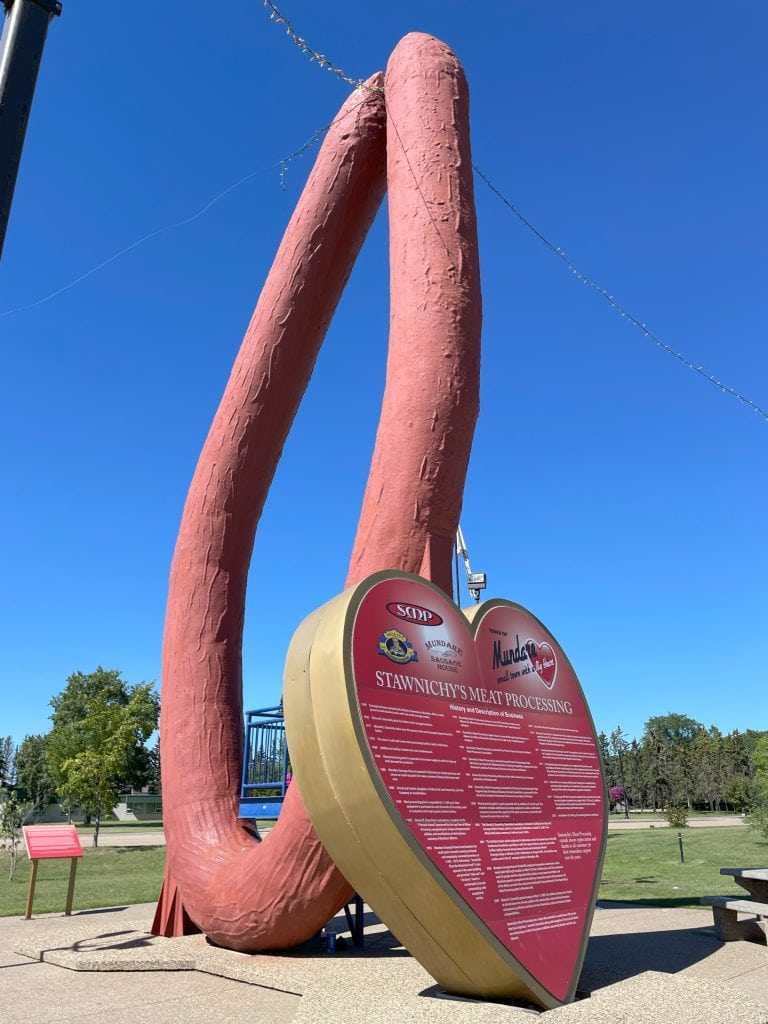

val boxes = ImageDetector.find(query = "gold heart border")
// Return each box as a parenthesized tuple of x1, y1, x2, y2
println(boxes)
(284, 570, 608, 1009)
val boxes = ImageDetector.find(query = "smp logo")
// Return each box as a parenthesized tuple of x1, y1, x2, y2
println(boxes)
(386, 602, 444, 627)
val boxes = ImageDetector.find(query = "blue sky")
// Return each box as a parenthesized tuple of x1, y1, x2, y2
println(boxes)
(2, 1, 766, 747)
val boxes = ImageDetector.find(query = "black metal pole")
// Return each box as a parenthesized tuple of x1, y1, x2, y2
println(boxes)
(0, 0, 62, 259)
(617, 745, 629, 819)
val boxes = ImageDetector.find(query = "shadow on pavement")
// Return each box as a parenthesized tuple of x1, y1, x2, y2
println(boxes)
(71, 906, 129, 916)
(580, 924, 721, 991)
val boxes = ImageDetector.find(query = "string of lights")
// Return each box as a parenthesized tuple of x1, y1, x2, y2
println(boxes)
(471, 164, 768, 423)
(260, 0, 767, 426)
(2, 0, 765, 428)
(263, 0, 381, 93)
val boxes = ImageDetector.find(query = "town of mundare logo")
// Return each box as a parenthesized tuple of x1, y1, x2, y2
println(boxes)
(378, 628, 418, 665)
(491, 633, 558, 689)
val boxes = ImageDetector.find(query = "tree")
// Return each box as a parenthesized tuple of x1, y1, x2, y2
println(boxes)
(49, 668, 159, 793)
(597, 731, 618, 789)
(0, 791, 35, 880)
(640, 730, 673, 810)
(640, 713, 704, 810)
(609, 785, 626, 813)
(644, 712, 704, 749)
(723, 775, 753, 812)
(609, 728, 630, 818)
(146, 737, 161, 795)
(691, 729, 722, 810)
(622, 738, 646, 810)
(48, 668, 159, 845)
(596, 717, 766, 814)
(741, 729, 768, 755)
(0, 736, 14, 788)
(14, 734, 57, 810)
(749, 736, 768, 840)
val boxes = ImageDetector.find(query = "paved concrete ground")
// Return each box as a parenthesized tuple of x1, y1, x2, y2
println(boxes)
(77, 830, 166, 848)
(2, 900, 766, 1024)
(606, 816, 746, 831)
(0, 906, 299, 1024)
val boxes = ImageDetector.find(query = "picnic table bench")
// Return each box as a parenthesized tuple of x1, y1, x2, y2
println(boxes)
(701, 867, 768, 942)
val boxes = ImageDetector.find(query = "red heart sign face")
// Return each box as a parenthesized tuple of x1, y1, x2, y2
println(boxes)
(284, 571, 607, 1009)
(528, 639, 557, 688)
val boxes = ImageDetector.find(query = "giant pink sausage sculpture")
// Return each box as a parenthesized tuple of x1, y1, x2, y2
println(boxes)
(156, 32, 481, 952)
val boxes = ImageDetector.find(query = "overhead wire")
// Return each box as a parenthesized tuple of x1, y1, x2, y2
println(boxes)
(258, 0, 768, 426)
(0, 94, 371, 319)
(0, 169, 265, 318)
(2, 0, 765, 428)
(470, 164, 768, 423)
(386, 110, 454, 266)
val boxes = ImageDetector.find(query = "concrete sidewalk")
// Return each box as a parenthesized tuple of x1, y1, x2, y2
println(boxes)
(76, 830, 166, 848)
(1, 900, 766, 1024)
(78, 816, 748, 848)
(606, 816, 746, 831)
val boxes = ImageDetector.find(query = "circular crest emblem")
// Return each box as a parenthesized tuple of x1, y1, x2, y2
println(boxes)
(378, 628, 418, 665)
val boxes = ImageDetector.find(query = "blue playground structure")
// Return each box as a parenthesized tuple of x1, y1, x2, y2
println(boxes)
(239, 702, 366, 946)
(238, 705, 290, 820)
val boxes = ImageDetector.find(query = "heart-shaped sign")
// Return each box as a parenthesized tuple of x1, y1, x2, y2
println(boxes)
(284, 571, 607, 1009)
(528, 639, 557, 689)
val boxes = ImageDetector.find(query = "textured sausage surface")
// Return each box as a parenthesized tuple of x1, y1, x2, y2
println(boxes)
(349, 32, 481, 593)
(159, 32, 480, 952)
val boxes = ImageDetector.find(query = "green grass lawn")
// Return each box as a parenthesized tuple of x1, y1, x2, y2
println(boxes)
(2, 825, 766, 918)
(0, 846, 166, 917)
(599, 825, 768, 905)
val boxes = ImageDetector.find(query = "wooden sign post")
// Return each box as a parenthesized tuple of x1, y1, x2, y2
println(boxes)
(22, 825, 84, 919)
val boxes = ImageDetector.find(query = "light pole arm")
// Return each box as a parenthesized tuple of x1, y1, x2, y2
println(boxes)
(0, 0, 62, 259)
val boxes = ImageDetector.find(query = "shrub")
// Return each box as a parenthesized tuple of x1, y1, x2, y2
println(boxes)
(664, 805, 688, 828)
(748, 800, 768, 840)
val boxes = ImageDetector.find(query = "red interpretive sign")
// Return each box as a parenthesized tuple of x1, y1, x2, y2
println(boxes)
(23, 825, 83, 860)
(350, 577, 607, 1004)
(22, 825, 83, 919)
